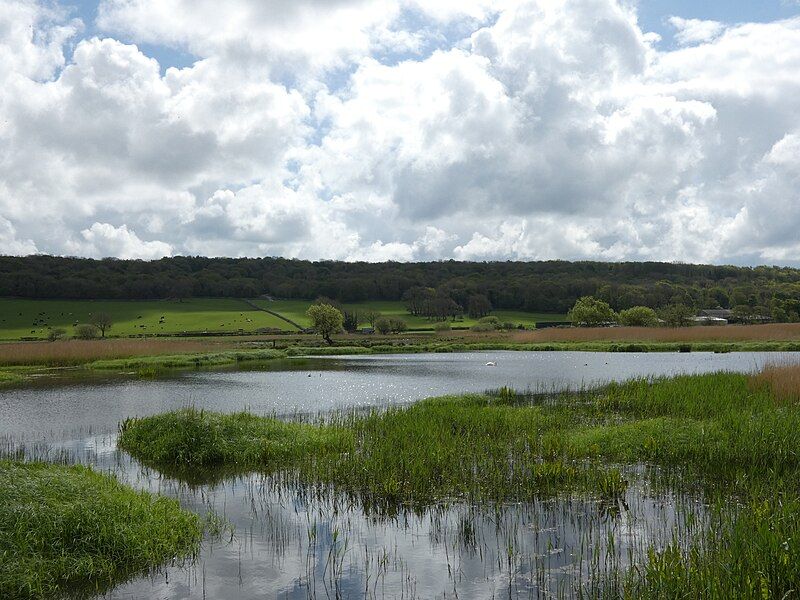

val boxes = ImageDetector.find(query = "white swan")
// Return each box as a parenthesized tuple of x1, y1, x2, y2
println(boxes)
(485, 361, 496, 367)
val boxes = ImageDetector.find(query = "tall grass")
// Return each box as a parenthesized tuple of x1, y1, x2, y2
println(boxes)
(0, 460, 201, 599)
(0, 338, 229, 367)
(752, 362, 800, 403)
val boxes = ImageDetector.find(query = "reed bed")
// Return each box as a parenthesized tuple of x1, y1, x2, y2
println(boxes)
(752, 362, 800, 403)
(0, 338, 231, 367)
(509, 323, 800, 344)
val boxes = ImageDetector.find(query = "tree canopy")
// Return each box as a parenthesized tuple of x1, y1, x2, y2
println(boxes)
(568, 297, 617, 327)
(306, 304, 344, 344)
(3, 255, 800, 321)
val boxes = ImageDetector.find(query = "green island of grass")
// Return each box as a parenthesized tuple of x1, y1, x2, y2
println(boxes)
(119, 372, 800, 597)
(0, 461, 201, 600)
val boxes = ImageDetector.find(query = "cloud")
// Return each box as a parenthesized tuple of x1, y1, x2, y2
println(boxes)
(66, 223, 173, 259)
(668, 17, 725, 46)
(3, 0, 800, 265)
(0, 217, 38, 255)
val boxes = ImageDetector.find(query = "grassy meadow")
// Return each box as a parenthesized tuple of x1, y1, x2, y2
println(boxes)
(249, 298, 565, 330)
(0, 298, 292, 340)
(0, 461, 201, 599)
(118, 366, 800, 596)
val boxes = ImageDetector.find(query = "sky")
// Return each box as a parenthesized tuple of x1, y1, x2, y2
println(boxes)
(2, 0, 800, 265)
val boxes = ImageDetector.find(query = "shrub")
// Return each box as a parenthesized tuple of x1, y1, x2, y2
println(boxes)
(74, 324, 100, 340)
(618, 306, 659, 327)
(47, 327, 66, 341)
(375, 317, 392, 335)
(375, 317, 407, 334)
(389, 318, 408, 333)
(433, 321, 451, 332)
(479, 316, 501, 326)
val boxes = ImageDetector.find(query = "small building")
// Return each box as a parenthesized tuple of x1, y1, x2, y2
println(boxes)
(693, 316, 728, 326)
(698, 309, 733, 320)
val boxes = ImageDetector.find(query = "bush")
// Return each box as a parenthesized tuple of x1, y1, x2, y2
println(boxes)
(375, 317, 392, 335)
(433, 321, 451, 332)
(47, 328, 66, 341)
(74, 324, 100, 340)
(618, 306, 659, 327)
(389, 318, 408, 333)
(375, 317, 408, 334)
(478, 316, 501, 326)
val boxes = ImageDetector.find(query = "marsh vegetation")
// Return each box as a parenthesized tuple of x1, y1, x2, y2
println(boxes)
(6, 354, 800, 598)
(0, 461, 201, 599)
(116, 367, 800, 597)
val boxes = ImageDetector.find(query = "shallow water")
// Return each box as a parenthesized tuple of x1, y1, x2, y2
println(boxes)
(1, 351, 789, 598)
(0, 350, 787, 439)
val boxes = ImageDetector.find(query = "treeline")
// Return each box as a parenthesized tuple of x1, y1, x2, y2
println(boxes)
(2, 255, 800, 316)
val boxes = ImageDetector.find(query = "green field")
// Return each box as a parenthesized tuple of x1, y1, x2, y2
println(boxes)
(0, 297, 565, 340)
(251, 299, 564, 330)
(0, 298, 292, 340)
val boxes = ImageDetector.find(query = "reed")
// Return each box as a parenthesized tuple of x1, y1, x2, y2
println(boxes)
(510, 322, 800, 344)
(751, 362, 800, 403)
(0, 338, 229, 367)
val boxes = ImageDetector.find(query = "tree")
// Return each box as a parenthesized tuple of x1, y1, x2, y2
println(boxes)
(568, 297, 617, 327)
(306, 303, 344, 345)
(74, 324, 100, 339)
(364, 311, 381, 327)
(375, 317, 392, 335)
(342, 311, 360, 333)
(90, 312, 113, 337)
(402, 287, 434, 316)
(659, 304, 695, 328)
(467, 294, 492, 319)
(618, 306, 659, 327)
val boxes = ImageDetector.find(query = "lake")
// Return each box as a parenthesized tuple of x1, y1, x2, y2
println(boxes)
(1, 351, 794, 599)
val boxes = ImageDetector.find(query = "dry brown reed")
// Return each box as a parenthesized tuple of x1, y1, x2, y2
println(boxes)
(0, 338, 234, 367)
(752, 362, 800, 403)
(506, 323, 800, 344)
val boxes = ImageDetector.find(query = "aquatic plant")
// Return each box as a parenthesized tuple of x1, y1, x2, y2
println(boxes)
(0, 460, 201, 599)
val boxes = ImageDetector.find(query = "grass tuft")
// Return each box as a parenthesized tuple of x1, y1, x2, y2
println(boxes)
(0, 461, 201, 599)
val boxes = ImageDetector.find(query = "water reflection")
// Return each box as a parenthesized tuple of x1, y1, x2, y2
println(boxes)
(0, 351, 778, 598)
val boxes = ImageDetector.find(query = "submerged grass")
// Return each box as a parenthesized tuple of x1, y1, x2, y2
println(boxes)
(0, 460, 201, 600)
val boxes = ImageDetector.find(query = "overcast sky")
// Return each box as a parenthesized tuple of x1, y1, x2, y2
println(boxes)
(2, 0, 800, 264)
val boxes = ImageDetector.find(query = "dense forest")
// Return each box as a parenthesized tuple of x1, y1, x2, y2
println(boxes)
(2, 255, 800, 316)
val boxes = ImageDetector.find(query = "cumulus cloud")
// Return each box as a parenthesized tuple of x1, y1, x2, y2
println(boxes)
(66, 223, 173, 259)
(2, 0, 800, 264)
(668, 17, 725, 46)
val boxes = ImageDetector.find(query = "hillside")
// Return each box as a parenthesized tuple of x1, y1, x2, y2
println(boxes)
(1, 256, 799, 315)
